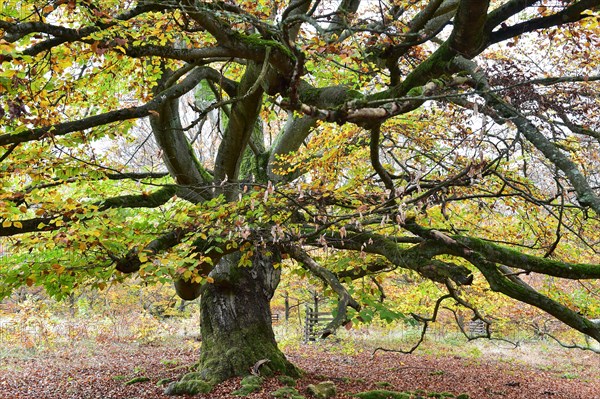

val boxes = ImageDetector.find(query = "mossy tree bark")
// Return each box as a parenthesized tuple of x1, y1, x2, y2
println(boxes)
(196, 249, 299, 384)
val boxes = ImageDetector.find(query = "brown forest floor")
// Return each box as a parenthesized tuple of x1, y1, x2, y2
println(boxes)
(1, 340, 599, 399)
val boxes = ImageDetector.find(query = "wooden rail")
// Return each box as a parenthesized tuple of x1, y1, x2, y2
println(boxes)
(304, 307, 333, 342)
(466, 319, 487, 336)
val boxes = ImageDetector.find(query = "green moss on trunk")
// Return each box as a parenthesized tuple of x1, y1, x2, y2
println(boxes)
(196, 250, 300, 384)
(164, 379, 212, 395)
(198, 322, 299, 383)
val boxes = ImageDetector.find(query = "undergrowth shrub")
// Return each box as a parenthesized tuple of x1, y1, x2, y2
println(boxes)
(0, 282, 201, 353)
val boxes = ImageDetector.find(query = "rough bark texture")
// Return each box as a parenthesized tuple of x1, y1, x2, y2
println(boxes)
(196, 251, 300, 384)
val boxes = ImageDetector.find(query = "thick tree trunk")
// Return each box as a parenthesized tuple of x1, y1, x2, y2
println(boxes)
(196, 250, 299, 384)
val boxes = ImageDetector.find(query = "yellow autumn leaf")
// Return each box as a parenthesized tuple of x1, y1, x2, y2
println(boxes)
(52, 264, 65, 275)
(13, 221, 22, 228)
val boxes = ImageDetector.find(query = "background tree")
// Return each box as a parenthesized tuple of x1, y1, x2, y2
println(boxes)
(1, 0, 600, 388)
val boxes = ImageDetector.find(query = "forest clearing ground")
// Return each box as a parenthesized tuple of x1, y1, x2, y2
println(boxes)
(0, 336, 599, 399)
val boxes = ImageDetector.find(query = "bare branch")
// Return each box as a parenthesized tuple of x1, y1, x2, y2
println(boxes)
(370, 124, 395, 193)
(489, 0, 600, 44)
(372, 294, 452, 356)
(452, 56, 600, 216)
(543, 331, 600, 354)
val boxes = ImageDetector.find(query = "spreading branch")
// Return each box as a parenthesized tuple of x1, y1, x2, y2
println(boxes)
(401, 217, 600, 343)
(321, 229, 474, 286)
(0, 186, 178, 237)
(0, 67, 219, 146)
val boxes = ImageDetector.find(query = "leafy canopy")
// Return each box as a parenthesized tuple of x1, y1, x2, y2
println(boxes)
(1, 0, 600, 344)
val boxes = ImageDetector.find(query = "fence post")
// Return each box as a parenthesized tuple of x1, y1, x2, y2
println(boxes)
(304, 304, 311, 342)
(284, 292, 290, 322)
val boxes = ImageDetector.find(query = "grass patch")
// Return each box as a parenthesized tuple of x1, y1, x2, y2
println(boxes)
(160, 359, 179, 366)
(560, 372, 578, 380)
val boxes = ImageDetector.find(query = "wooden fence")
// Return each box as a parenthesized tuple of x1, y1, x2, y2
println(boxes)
(466, 319, 487, 336)
(303, 306, 333, 342)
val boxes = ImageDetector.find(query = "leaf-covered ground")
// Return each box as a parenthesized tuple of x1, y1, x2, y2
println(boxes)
(1, 341, 598, 399)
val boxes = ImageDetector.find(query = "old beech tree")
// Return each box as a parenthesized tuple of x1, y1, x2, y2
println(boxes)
(2, 0, 600, 387)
